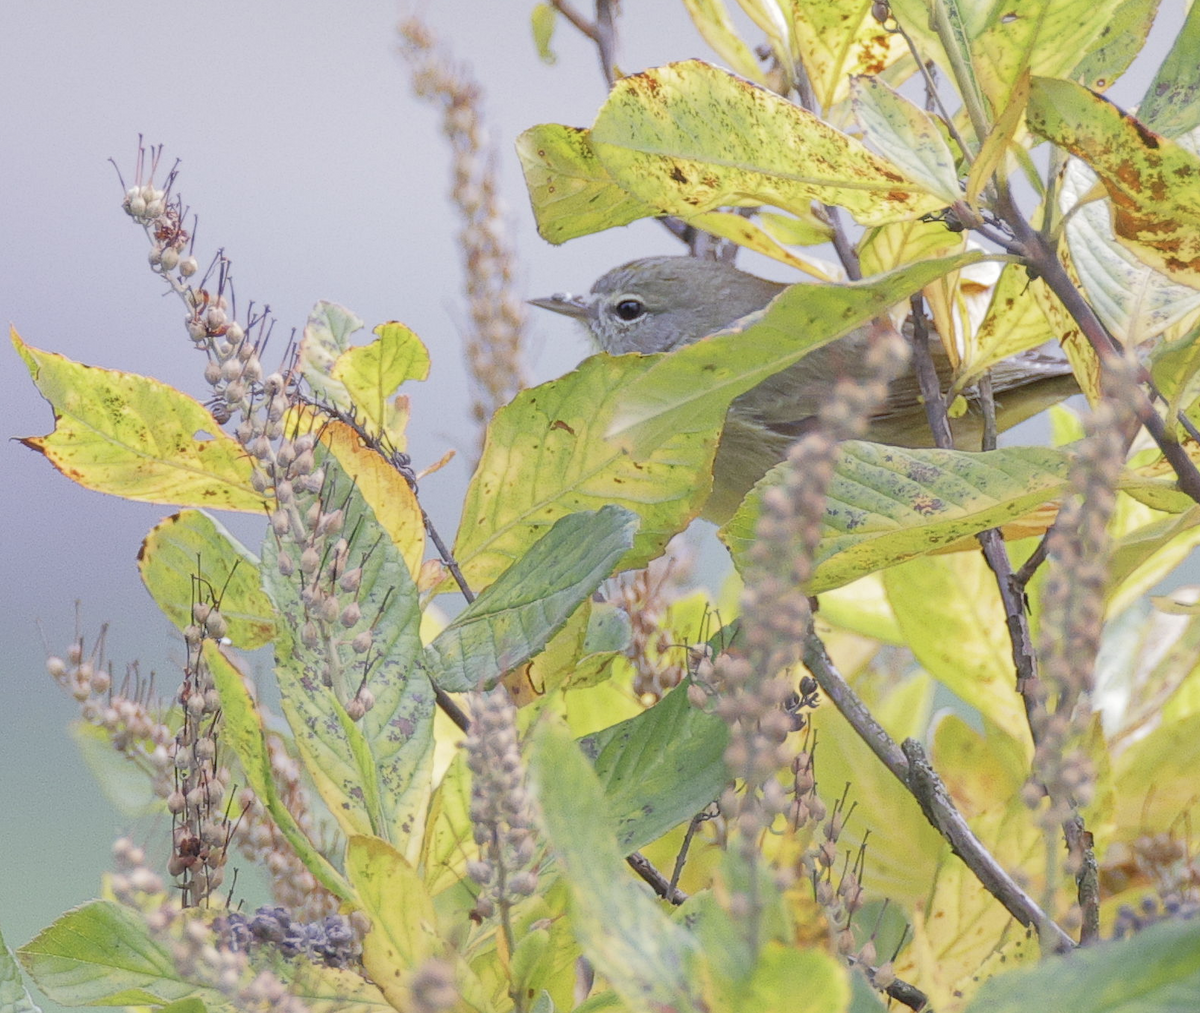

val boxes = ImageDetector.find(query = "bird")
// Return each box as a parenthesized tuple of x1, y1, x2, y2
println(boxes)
(531, 256, 1078, 522)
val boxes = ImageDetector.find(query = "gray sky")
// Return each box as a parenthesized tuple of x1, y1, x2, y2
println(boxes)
(0, 1, 1184, 1002)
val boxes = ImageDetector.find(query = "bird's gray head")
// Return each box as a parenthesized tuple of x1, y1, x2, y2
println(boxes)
(530, 256, 788, 354)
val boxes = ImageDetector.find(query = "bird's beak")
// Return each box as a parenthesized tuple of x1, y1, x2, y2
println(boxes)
(528, 292, 590, 319)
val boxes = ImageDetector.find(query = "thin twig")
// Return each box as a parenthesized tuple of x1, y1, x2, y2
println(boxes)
(669, 806, 714, 898)
(803, 634, 1074, 952)
(627, 851, 688, 905)
(907, 296, 953, 446)
(994, 188, 1200, 504)
(844, 957, 929, 1012)
(1064, 816, 1100, 944)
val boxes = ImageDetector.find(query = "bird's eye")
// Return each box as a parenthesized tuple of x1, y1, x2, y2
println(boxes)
(614, 298, 646, 322)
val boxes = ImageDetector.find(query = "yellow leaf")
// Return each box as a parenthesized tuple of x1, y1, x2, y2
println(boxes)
(318, 418, 425, 580)
(516, 124, 658, 244)
(139, 510, 276, 649)
(974, 0, 1128, 117)
(957, 264, 1056, 384)
(453, 353, 715, 589)
(851, 74, 961, 204)
(331, 321, 430, 449)
(884, 552, 1031, 744)
(790, 0, 911, 111)
(14, 329, 264, 511)
(685, 210, 834, 279)
(680, 0, 767, 84)
(346, 835, 441, 1010)
(1028, 76, 1200, 290)
(590, 60, 947, 228)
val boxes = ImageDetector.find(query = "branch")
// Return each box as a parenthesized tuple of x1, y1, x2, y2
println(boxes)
(994, 191, 1200, 505)
(803, 634, 1075, 952)
(626, 851, 688, 905)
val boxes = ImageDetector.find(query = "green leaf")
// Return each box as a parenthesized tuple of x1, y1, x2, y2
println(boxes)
(530, 3, 558, 65)
(296, 301, 366, 410)
(1151, 319, 1200, 439)
(579, 682, 728, 853)
(1027, 75, 1200, 289)
(516, 125, 658, 244)
(722, 442, 1070, 594)
(1072, 0, 1159, 94)
(851, 75, 961, 204)
(529, 722, 706, 1013)
(743, 943, 850, 1013)
(138, 510, 275, 649)
(429, 507, 638, 692)
(590, 60, 948, 228)
(0, 923, 39, 1013)
(1136, 0, 1200, 138)
(965, 917, 1200, 1011)
(453, 353, 716, 590)
(608, 252, 987, 457)
(69, 721, 165, 816)
(12, 330, 264, 512)
(262, 432, 433, 858)
(957, 264, 1057, 382)
(205, 642, 354, 901)
(330, 321, 429, 444)
(18, 901, 218, 1008)
(157, 999, 208, 1013)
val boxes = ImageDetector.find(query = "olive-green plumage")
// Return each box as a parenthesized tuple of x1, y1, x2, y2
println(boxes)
(533, 256, 1078, 522)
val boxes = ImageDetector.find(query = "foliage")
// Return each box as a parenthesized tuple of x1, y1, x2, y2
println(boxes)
(12, 3, 1200, 1013)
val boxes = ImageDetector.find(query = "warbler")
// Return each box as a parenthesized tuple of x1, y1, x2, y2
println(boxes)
(532, 256, 1077, 522)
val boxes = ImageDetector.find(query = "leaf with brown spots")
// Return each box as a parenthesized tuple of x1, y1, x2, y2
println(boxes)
(590, 60, 948, 228)
(516, 123, 658, 243)
(721, 441, 1072, 593)
(453, 353, 716, 590)
(973, 0, 1129, 116)
(790, 0, 911, 110)
(13, 328, 265, 512)
(1028, 76, 1200, 290)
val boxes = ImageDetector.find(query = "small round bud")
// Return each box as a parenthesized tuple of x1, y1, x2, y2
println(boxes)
(180, 256, 199, 277)
(159, 247, 180, 271)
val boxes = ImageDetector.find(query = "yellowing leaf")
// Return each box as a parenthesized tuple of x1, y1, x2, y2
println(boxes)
(886, 553, 1031, 743)
(685, 210, 833, 279)
(790, 1, 911, 112)
(957, 264, 1056, 383)
(346, 835, 440, 1010)
(680, 0, 767, 84)
(453, 354, 715, 590)
(1027, 76, 1200, 290)
(139, 510, 275, 649)
(14, 330, 264, 511)
(973, 0, 1126, 116)
(516, 124, 658, 244)
(590, 60, 947, 228)
(1135, 0, 1200, 139)
(331, 321, 429, 449)
(1060, 156, 1200, 347)
(851, 75, 961, 204)
(296, 301, 365, 410)
(320, 419, 425, 579)
(808, 671, 945, 906)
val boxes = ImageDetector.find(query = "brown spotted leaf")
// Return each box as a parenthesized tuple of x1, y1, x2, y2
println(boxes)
(590, 60, 948, 227)
(1027, 76, 1200, 290)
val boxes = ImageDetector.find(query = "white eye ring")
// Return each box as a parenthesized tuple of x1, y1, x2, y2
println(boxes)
(613, 297, 646, 322)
